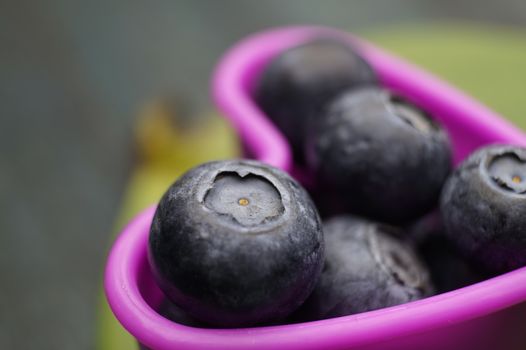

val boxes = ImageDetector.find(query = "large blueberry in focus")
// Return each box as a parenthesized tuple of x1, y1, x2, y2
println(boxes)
(293, 216, 432, 321)
(440, 145, 526, 272)
(255, 37, 377, 163)
(308, 87, 452, 224)
(148, 159, 324, 327)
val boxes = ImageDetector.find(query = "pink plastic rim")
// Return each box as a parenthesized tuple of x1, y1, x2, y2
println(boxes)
(105, 26, 526, 350)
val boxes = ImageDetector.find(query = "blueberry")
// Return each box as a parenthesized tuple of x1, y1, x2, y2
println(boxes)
(157, 298, 206, 327)
(255, 37, 377, 163)
(407, 212, 488, 293)
(308, 87, 452, 224)
(293, 216, 432, 321)
(440, 145, 526, 272)
(148, 159, 324, 327)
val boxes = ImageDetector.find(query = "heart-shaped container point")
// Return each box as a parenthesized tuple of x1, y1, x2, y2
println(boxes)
(105, 26, 526, 350)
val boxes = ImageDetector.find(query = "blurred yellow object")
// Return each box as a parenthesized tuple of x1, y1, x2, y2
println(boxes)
(135, 99, 235, 168)
(116, 98, 240, 229)
(97, 97, 239, 350)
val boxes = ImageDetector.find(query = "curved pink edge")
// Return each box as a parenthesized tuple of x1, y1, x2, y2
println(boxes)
(105, 206, 526, 350)
(211, 31, 294, 172)
(105, 26, 526, 350)
(212, 26, 526, 170)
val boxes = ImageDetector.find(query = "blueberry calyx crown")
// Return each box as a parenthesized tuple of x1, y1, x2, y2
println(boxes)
(486, 151, 526, 194)
(203, 170, 285, 227)
(369, 226, 425, 291)
(388, 95, 435, 134)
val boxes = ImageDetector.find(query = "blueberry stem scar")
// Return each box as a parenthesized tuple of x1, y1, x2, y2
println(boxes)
(204, 171, 284, 226)
(487, 152, 526, 194)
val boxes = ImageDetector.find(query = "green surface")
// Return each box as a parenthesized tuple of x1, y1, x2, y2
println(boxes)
(365, 22, 526, 130)
(97, 22, 526, 349)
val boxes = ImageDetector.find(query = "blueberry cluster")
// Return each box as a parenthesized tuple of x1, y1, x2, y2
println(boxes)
(148, 37, 526, 328)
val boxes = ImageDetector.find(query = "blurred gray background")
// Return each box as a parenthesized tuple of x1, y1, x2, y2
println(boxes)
(2, 1, 526, 349)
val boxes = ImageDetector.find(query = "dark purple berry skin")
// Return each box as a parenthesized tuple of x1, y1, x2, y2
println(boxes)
(293, 216, 432, 321)
(148, 159, 324, 327)
(308, 87, 452, 224)
(407, 212, 489, 293)
(255, 37, 377, 163)
(440, 145, 526, 273)
(158, 299, 206, 327)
